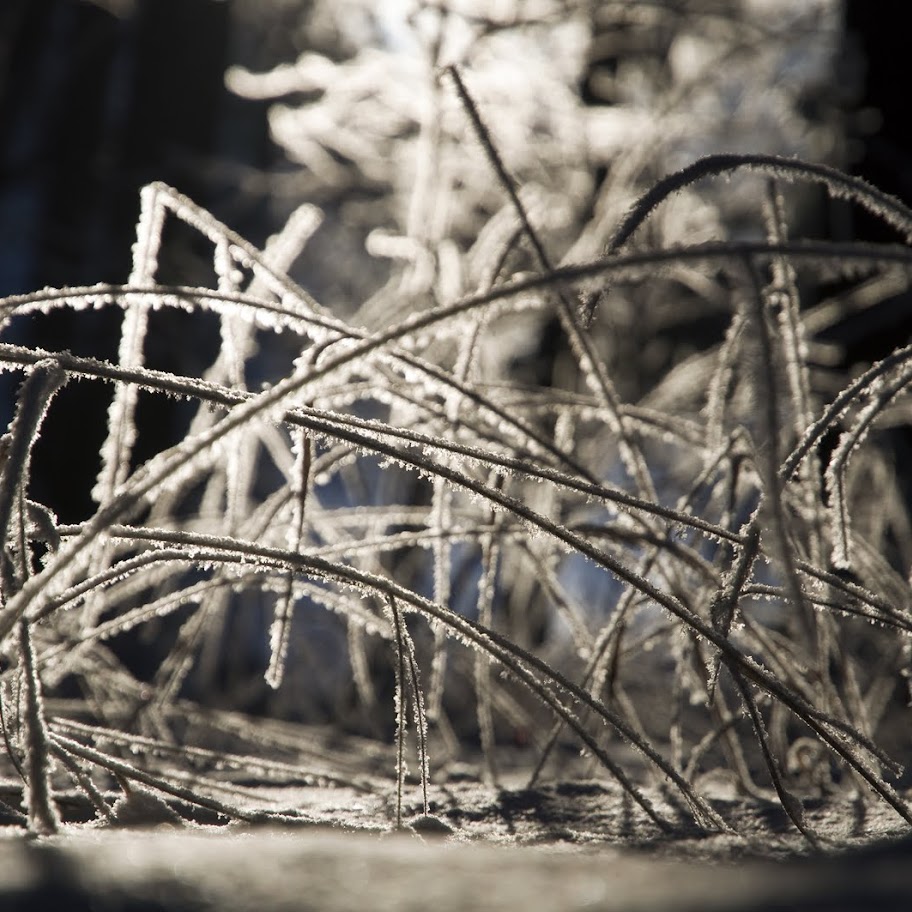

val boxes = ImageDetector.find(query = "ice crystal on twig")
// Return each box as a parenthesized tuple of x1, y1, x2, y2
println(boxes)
(0, 0, 909, 848)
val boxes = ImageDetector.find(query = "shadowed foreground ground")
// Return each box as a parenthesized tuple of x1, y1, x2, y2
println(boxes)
(2, 780, 911, 911)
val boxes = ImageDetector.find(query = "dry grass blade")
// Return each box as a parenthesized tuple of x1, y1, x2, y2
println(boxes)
(1, 8, 911, 852)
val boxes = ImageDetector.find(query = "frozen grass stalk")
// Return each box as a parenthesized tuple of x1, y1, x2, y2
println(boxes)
(0, 4, 911, 849)
(0, 362, 66, 835)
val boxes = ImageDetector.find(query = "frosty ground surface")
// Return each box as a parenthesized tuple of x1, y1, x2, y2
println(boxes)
(1, 775, 911, 911)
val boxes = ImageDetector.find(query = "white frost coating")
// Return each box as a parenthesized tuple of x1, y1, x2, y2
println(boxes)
(129, 184, 167, 287)
(225, 53, 338, 100)
(214, 237, 237, 293)
(261, 204, 324, 278)
(91, 297, 150, 506)
(265, 603, 293, 690)
(0, 0, 907, 841)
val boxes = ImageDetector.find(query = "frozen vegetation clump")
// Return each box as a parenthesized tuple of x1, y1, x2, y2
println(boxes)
(1, 0, 911, 846)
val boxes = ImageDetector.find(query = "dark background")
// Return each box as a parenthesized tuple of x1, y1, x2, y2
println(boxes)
(0, 0, 284, 521)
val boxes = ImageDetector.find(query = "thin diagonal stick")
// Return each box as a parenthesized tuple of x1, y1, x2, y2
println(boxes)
(444, 64, 655, 499)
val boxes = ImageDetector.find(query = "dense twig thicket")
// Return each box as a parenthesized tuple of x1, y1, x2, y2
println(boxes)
(1, 1, 909, 845)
